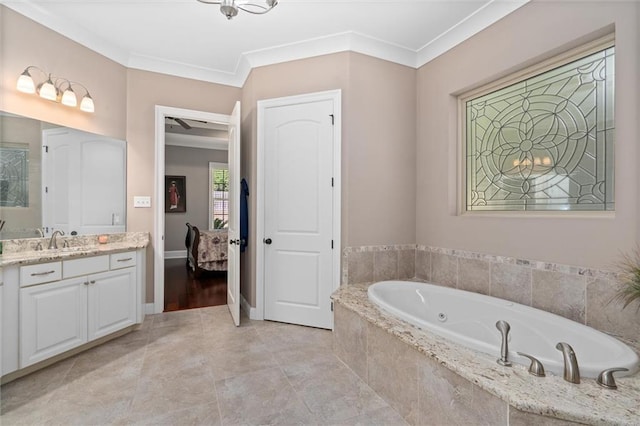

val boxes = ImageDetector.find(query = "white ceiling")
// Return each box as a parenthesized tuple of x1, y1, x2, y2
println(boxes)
(3, 0, 529, 87)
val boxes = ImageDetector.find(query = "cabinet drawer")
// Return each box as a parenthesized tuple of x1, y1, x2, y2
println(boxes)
(20, 262, 62, 287)
(110, 251, 136, 270)
(63, 256, 109, 279)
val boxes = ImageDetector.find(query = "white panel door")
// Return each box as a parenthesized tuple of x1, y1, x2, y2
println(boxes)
(20, 277, 88, 367)
(87, 268, 137, 341)
(263, 99, 334, 329)
(42, 128, 79, 235)
(227, 101, 241, 326)
(42, 128, 126, 236)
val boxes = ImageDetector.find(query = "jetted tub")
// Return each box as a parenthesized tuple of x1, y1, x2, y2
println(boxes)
(368, 280, 640, 378)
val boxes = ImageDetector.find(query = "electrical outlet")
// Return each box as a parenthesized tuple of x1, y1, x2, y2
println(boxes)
(133, 196, 151, 208)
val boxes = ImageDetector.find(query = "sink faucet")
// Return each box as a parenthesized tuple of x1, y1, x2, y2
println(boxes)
(495, 320, 512, 366)
(556, 342, 580, 384)
(48, 229, 65, 249)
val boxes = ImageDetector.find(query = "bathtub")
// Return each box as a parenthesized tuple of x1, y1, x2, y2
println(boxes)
(368, 280, 640, 378)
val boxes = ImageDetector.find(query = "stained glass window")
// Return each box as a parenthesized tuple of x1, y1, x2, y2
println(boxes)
(0, 146, 29, 207)
(464, 44, 614, 212)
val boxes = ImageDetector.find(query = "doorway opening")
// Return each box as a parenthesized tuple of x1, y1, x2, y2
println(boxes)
(154, 104, 240, 324)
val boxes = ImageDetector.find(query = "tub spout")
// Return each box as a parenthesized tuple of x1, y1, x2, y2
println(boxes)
(495, 320, 512, 367)
(556, 342, 580, 384)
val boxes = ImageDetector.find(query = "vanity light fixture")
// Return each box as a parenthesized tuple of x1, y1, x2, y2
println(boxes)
(196, 0, 277, 20)
(16, 66, 95, 113)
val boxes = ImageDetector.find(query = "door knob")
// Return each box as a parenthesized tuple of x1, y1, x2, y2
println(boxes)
(263, 238, 272, 245)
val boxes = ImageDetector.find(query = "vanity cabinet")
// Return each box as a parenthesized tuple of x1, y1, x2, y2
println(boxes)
(2, 249, 143, 376)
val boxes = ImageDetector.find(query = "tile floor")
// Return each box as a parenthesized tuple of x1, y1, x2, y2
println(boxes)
(1, 306, 407, 425)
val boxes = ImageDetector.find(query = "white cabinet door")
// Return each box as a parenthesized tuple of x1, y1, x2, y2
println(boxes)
(20, 277, 88, 367)
(87, 268, 136, 341)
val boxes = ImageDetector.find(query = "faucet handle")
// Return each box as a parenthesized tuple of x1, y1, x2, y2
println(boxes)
(597, 368, 629, 389)
(517, 352, 546, 377)
(35, 242, 43, 251)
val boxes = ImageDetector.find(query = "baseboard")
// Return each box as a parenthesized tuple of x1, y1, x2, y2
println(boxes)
(165, 250, 186, 259)
(241, 294, 259, 320)
(144, 303, 156, 315)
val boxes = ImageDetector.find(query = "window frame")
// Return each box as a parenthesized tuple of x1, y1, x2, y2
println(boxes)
(457, 33, 615, 216)
(208, 161, 229, 230)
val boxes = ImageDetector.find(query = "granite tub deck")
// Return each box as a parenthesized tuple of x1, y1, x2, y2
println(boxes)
(0, 232, 150, 266)
(332, 283, 640, 425)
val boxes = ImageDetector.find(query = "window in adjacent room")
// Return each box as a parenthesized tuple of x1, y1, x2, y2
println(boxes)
(209, 162, 229, 229)
(461, 36, 614, 212)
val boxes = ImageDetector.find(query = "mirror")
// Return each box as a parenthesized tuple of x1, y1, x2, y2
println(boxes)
(0, 111, 126, 240)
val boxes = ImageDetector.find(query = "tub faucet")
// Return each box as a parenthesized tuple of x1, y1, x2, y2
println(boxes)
(48, 229, 65, 250)
(495, 320, 512, 367)
(556, 342, 580, 384)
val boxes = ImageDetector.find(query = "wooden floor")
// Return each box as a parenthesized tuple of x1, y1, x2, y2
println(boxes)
(164, 258, 227, 312)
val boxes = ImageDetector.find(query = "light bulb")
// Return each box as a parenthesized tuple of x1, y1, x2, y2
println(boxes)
(80, 94, 95, 113)
(38, 77, 57, 101)
(16, 71, 36, 94)
(61, 88, 77, 107)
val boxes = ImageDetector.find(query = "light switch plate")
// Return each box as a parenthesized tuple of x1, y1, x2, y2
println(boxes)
(133, 196, 151, 208)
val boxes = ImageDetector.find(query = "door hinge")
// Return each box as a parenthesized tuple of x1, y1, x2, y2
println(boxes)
(43, 145, 49, 153)
(331, 301, 334, 312)
(331, 177, 334, 187)
(45, 186, 48, 193)
(331, 240, 334, 249)
(329, 114, 334, 125)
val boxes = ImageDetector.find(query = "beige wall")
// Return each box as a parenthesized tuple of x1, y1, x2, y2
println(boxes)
(239, 52, 417, 306)
(164, 146, 227, 252)
(126, 69, 241, 301)
(416, 1, 639, 269)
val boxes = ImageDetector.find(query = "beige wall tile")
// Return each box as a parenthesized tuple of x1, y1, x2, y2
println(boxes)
(367, 324, 419, 424)
(333, 304, 368, 381)
(586, 276, 640, 343)
(374, 250, 398, 282)
(532, 270, 586, 323)
(491, 263, 532, 305)
(458, 257, 490, 295)
(415, 249, 431, 281)
(431, 252, 458, 288)
(417, 356, 507, 425)
(347, 251, 374, 284)
(398, 249, 416, 280)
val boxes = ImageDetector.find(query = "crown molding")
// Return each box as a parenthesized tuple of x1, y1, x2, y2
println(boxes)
(3, 0, 529, 88)
(416, 0, 530, 67)
(1, 0, 131, 66)
(128, 53, 245, 88)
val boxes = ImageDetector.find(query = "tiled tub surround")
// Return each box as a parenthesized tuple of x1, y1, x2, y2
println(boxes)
(332, 284, 640, 425)
(343, 245, 640, 345)
(0, 232, 150, 266)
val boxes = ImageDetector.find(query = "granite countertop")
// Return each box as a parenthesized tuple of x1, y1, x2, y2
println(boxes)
(0, 232, 150, 267)
(332, 283, 640, 425)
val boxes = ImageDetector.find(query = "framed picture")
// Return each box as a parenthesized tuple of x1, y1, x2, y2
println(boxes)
(165, 175, 186, 213)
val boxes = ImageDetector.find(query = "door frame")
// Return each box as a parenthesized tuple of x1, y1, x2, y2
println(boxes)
(153, 105, 232, 314)
(255, 89, 342, 321)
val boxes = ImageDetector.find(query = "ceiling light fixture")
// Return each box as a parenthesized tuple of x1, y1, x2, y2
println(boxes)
(16, 66, 95, 113)
(197, 0, 277, 20)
